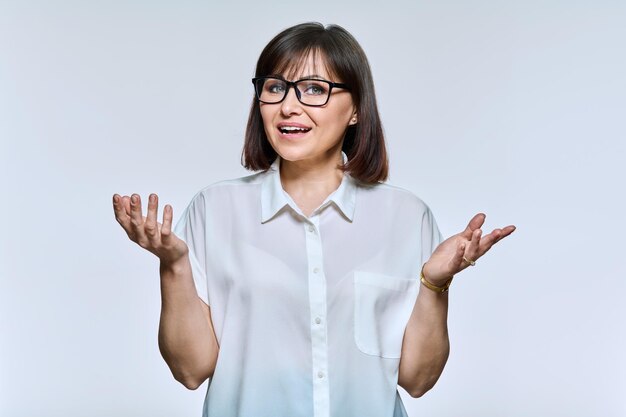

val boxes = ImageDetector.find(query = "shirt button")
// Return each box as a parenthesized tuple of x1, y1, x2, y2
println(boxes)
(308, 225, 315, 232)
(317, 371, 324, 378)
(315, 317, 322, 324)
(313, 267, 320, 274)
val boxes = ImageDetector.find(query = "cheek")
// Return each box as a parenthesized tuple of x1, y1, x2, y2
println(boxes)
(259, 107, 269, 124)
(259, 108, 274, 132)
(310, 110, 343, 130)
(321, 109, 351, 133)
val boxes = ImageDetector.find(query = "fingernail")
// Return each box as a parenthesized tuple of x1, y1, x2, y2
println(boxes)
(149, 194, 155, 202)
(131, 195, 137, 203)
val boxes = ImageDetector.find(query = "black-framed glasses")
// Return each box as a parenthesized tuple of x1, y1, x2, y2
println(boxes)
(252, 76, 351, 107)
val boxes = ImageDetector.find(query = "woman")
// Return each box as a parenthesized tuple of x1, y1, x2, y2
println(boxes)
(113, 22, 515, 417)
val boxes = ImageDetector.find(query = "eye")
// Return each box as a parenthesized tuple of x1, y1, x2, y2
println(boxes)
(301, 81, 328, 96)
(265, 81, 286, 94)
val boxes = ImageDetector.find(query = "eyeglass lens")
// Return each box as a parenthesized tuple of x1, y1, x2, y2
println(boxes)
(255, 78, 331, 106)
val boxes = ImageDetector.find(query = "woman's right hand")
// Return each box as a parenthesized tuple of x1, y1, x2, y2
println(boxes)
(113, 193, 189, 266)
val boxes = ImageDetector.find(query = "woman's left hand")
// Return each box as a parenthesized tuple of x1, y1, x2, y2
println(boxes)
(422, 213, 516, 286)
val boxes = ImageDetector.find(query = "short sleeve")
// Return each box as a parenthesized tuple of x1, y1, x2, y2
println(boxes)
(421, 206, 444, 264)
(173, 191, 210, 306)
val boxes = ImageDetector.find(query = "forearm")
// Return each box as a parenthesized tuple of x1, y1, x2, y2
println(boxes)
(397, 283, 450, 398)
(158, 255, 218, 389)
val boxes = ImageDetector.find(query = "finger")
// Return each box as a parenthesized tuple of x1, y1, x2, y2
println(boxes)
(496, 225, 516, 242)
(477, 225, 516, 257)
(112, 194, 131, 230)
(161, 204, 174, 242)
(129, 194, 148, 243)
(448, 241, 468, 274)
(145, 193, 160, 243)
(489, 225, 516, 247)
(462, 213, 485, 239)
(477, 228, 500, 255)
(465, 228, 482, 264)
(121, 195, 131, 215)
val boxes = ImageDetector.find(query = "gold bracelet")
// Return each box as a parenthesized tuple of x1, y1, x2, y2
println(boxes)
(420, 265, 453, 293)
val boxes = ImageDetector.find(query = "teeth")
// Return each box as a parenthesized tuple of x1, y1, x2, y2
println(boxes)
(280, 126, 309, 132)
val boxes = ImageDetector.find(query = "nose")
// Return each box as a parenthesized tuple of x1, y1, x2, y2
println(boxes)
(280, 85, 303, 116)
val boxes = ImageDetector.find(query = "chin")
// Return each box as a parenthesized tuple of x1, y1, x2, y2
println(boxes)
(270, 140, 310, 161)
(268, 136, 339, 164)
(274, 149, 307, 162)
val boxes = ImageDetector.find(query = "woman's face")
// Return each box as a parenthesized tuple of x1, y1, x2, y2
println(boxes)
(259, 54, 357, 167)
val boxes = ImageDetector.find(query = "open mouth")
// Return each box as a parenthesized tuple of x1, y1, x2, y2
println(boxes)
(278, 126, 312, 135)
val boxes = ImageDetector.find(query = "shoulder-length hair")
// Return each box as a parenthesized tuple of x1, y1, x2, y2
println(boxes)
(241, 22, 388, 184)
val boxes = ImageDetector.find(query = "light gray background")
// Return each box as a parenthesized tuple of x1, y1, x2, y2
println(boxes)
(1, 1, 624, 416)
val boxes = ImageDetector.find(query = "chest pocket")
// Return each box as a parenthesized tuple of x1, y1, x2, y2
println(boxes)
(353, 271, 419, 359)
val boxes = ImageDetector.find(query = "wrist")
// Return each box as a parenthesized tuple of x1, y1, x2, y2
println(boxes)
(422, 262, 454, 286)
(420, 264, 453, 293)
(160, 254, 190, 275)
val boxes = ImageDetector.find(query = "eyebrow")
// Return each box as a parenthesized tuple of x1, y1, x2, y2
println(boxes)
(269, 73, 329, 81)
(299, 74, 325, 79)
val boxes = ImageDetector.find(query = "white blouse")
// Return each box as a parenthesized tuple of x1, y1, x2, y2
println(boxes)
(173, 151, 443, 417)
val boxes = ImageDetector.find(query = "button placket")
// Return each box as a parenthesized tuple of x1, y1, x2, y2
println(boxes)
(304, 215, 330, 417)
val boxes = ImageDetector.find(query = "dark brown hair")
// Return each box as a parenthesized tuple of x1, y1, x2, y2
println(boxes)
(241, 22, 388, 184)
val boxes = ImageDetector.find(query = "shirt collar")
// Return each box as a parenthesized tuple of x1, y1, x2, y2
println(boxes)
(261, 151, 357, 224)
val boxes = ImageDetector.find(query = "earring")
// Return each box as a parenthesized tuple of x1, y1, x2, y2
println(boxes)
(351, 117, 357, 124)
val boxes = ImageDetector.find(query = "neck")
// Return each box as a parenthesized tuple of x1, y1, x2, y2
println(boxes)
(279, 149, 344, 198)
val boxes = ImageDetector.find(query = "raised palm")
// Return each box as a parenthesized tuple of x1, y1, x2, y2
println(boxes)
(112, 193, 188, 265)
(422, 213, 516, 286)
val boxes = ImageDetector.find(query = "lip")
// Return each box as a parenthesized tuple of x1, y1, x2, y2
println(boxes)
(276, 122, 312, 140)
(277, 122, 312, 129)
